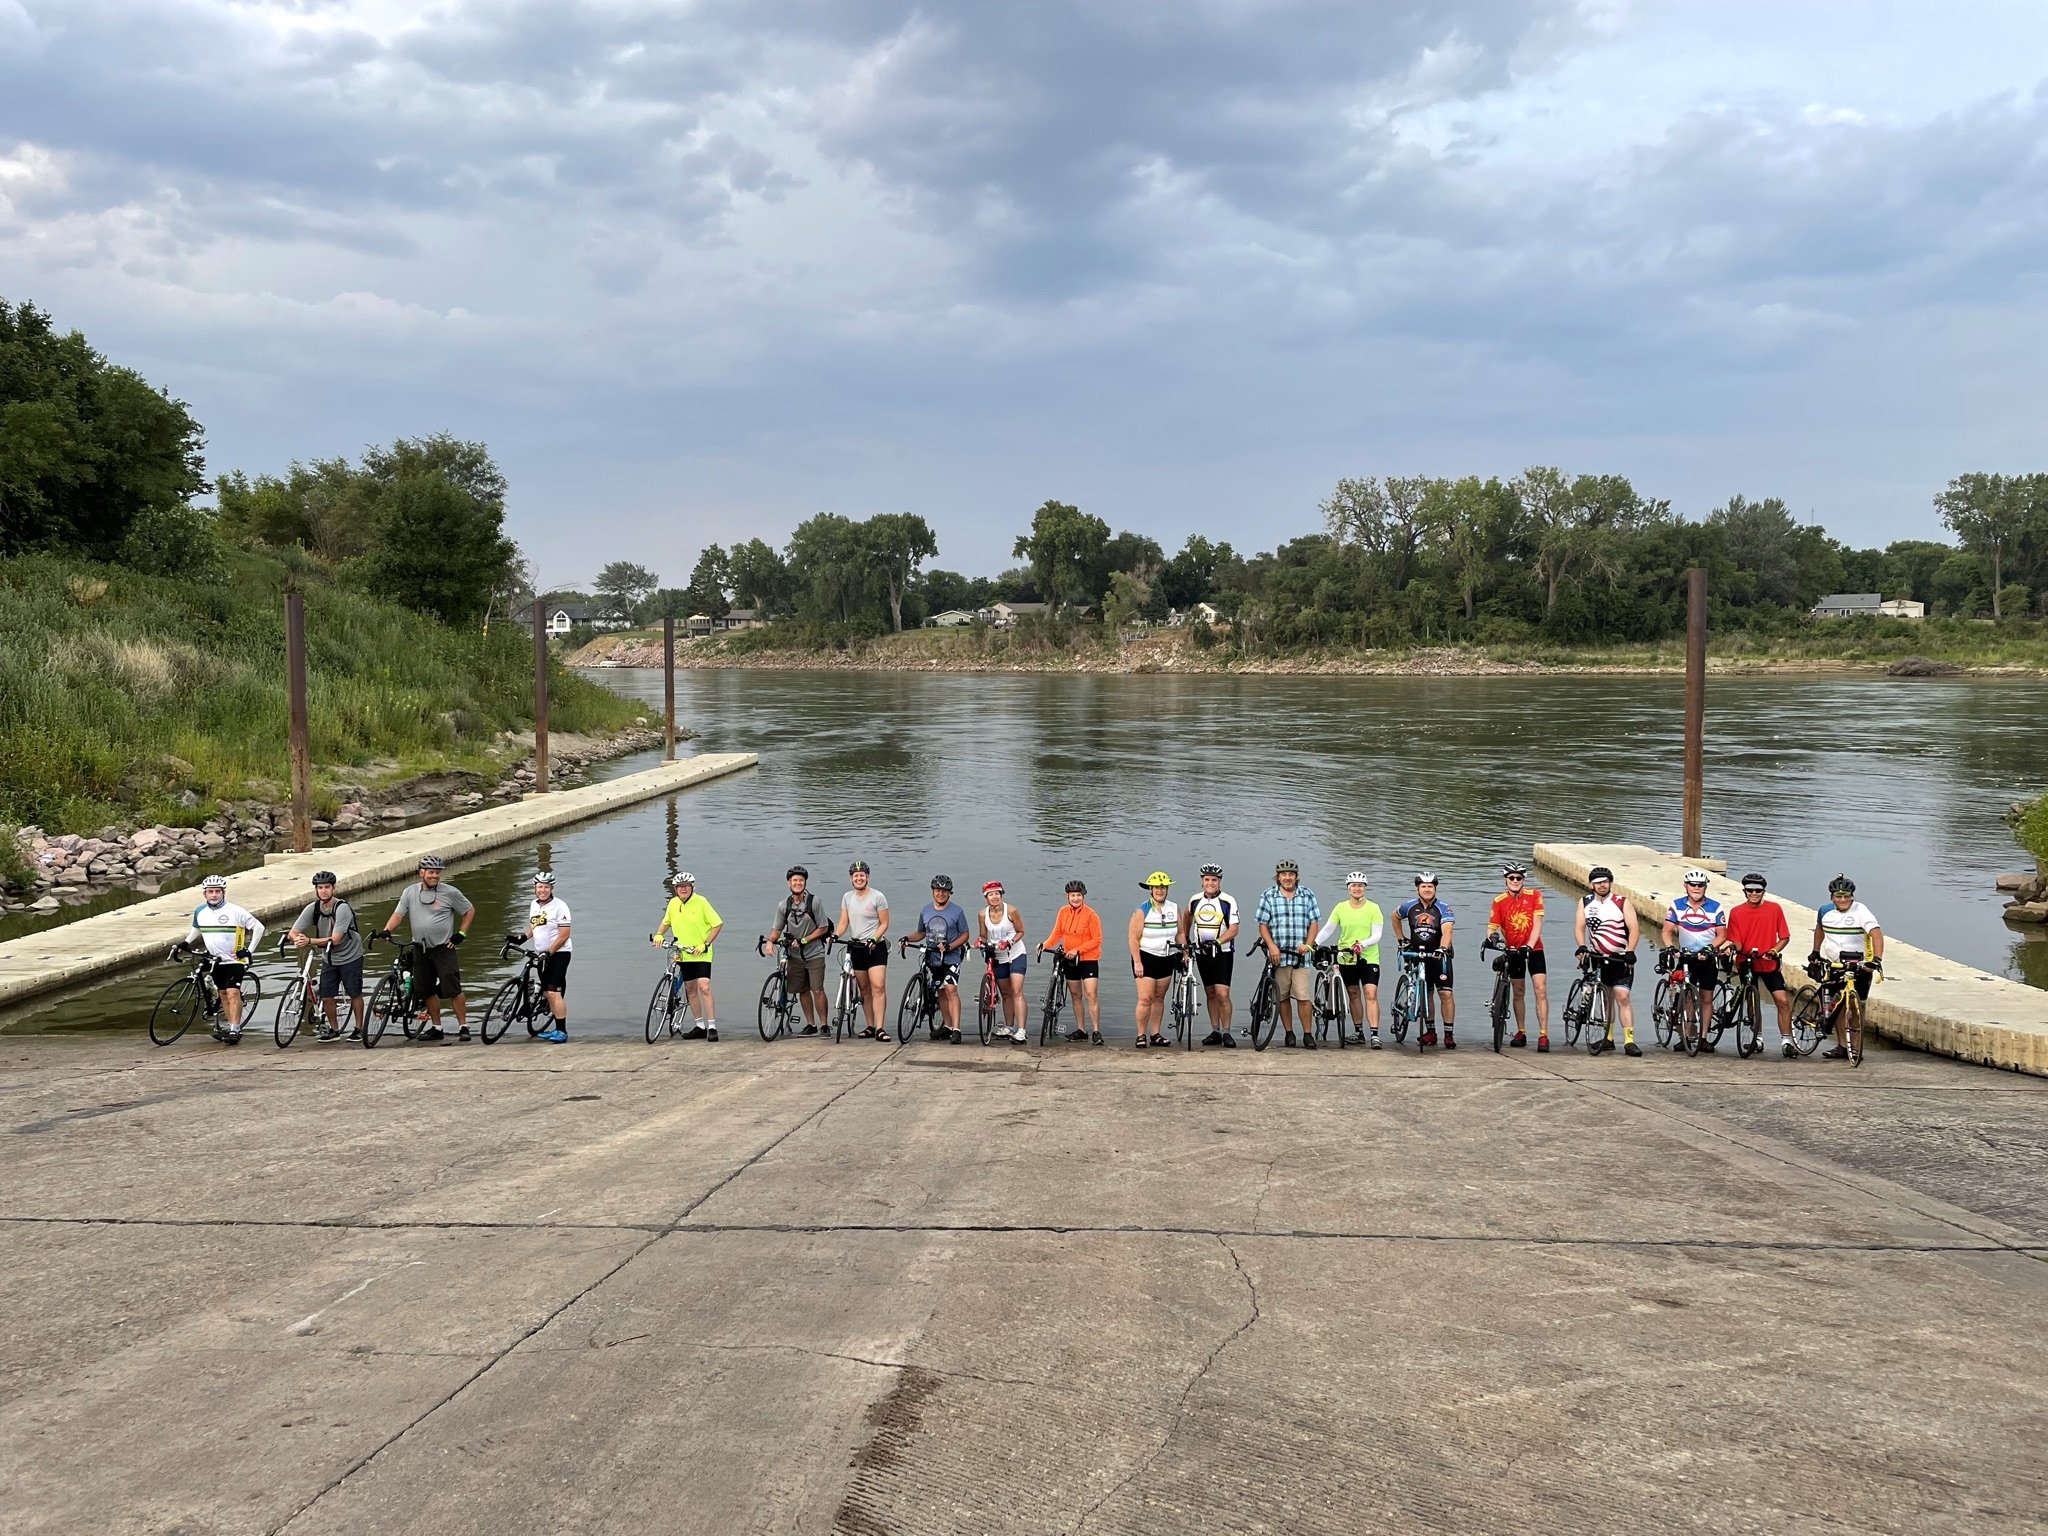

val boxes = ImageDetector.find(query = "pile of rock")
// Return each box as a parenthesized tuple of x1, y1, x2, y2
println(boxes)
(1996, 871, 2048, 925)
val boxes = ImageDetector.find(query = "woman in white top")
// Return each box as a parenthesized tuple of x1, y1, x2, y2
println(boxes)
(1128, 872, 1179, 1050)
(1811, 874, 1883, 1062)
(978, 881, 1030, 1044)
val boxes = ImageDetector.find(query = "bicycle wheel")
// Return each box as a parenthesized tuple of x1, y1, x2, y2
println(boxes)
(1389, 971, 1417, 1045)
(1039, 973, 1065, 1047)
(758, 973, 786, 1041)
(1170, 974, 1194, 1048)
(363, 975, 398, 1048)
(1489, 972, 1510, 1053)
(1680, 990, 1704, 1057)
(148, 977, 202, 1046)
(475, 977, 521, 1044)
(643, 973, 675, 1044)
(272, 979, 307, 1049)
(1248, 968, 1277, 1051)
(834, 976, 862, 1042)
(1788, 990, 1824, 1055)
(897, 972, 926, 1041)
(978, 971, 998, 1044)
(1651, 977, 1676, 1047)
(1560, 976, 1592, 1047)
(1846, 992, 1865, 1066)
(1735, 984, 1762, 1058)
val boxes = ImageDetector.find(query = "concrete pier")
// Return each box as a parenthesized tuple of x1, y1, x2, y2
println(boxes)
(1532, 842, 2048, 1076)
(0, 753, 756, 1012)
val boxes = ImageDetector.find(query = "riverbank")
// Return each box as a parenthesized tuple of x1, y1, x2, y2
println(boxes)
(571, 626, 2048, 677)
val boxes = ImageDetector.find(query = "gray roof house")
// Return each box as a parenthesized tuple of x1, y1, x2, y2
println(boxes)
(1810, 593, 1882, 618)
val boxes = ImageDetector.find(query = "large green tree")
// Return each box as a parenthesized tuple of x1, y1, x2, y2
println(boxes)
(594, 560, 660, 623)
(1012, 500, 1110, 612)
(684, 545, 732, 618)
(1937, 473, 2034, 619)
(354, 472, 517, 625)
(865, 512, 939, 632)
(727, 537, 791, 616)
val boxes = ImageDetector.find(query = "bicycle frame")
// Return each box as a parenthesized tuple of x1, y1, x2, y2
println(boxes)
(897, 939, 954, 1041)
(1037, 946, 1074, 1046)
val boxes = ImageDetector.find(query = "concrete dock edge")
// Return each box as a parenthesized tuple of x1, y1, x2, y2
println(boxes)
(1531, 841, 2048, 1077)
(0, 752, 757, 1012)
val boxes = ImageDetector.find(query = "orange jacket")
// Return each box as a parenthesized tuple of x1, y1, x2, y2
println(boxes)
(1045, 903, 1103, 962)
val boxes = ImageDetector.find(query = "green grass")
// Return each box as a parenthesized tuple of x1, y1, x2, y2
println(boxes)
(2012, 794, 2048, 870)
(0, 551, 636, 833)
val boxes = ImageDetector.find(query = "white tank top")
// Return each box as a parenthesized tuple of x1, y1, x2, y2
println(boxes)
(983, 906, 1024, 963)
(1138, 899, 1179, 956)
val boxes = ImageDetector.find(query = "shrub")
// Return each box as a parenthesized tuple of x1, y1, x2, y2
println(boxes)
(2012, 794, 2048, 872)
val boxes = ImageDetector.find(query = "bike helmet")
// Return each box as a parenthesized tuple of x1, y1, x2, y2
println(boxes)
(533, 871, 555, 888)
(418, 854, 445, 871)
(786, 865, 808, 880)
(1198, 863, 1223, 878)
(670, 870, 696, 886)
(311, 871, 337, 886)
(201, 874, 227, 891)
(930, 874, 954, 892)
(1142, 871, 1173, 889)
(1828, 874, 1856, 897)
(1682, 867, 1710, 886)
(1588, 866, 1614, 883)
(1345, 870, 1370, 886)
(1740, 872, 1767, 890)
(1064, 879, 1088, 895)
(1413, 870, 1438, 886)
(1501, 862, 1526, 878)
(848, 861, 870, 875)
(982, 880, 1004, 896)
(1274, 859, 1300, 875)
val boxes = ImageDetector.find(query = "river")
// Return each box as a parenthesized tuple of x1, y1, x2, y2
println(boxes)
(10, 669, 2045, 1039)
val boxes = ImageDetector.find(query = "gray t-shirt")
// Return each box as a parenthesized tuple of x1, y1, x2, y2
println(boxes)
(840, 887, 888, 940)
(292, 897, 363, 966)
(773, 890, 831, 962)
(391, 881, 473, 947)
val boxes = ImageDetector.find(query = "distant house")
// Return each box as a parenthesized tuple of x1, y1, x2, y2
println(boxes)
(714, 608, 762, 632)
(512, 602, 599, 635)
(1168, 601, 1220, 627)
(926, 609, 975, 628)
(1877, 598, 1926, 620)
(985, 601, 1051, 628)
(1810, 593, 1882, 618)
(686, 613, 715, 638)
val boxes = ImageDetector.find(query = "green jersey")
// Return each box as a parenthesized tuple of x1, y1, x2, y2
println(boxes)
(1329, 900, 1384, 965)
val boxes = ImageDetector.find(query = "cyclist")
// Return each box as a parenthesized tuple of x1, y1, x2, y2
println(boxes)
(1660, 868, 1726, 1052)
(289, 871, 362, 1041)
(380, 855, 474, 1042)
(915, 875, 971, 1042)
(1313, 872, 1384, 1047)
(834, 861, 892, 1042)
(1044, 879, 1105, 1045)
(1393, 873, 1456, 1049)
(527, 872, 573, 1044)
(183, 873, 264, 1045)
(1810, 875, 1883, 1062)
(1720, 871, 1797, 1057)
(1129, 872, 1179, 1049)
(1485, 863, 1548, 1051)
(652, 870, 722, 1041)
(1573, 865, 1641, 1057)
(768, 865, 832, 1036)
(1180, 863, 1240, 1047)
(978, 880, 1030, 1044)
(1255, 860, 1322, 1049)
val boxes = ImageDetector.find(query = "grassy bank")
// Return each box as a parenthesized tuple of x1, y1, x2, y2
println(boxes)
(0, 551, 637, 833)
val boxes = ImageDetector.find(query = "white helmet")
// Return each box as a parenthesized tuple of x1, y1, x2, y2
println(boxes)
(201, 874, 227, 891)
(1682, 868, 1710, 886)
(1345, 871, 1370, 886)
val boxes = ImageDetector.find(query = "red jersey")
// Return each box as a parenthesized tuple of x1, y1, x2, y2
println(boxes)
(1722, 900, 1790, 970)
(1488, 888, 1545, 950)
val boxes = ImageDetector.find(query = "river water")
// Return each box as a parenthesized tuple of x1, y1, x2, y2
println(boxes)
(13, 669, 2045, 1039)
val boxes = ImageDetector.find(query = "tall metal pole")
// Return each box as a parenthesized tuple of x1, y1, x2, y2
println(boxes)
(532, 597, 550, 794)
(663, 615, 677, 761)
(285, 591, 313, 853)
(1682, 566, 1707, 859)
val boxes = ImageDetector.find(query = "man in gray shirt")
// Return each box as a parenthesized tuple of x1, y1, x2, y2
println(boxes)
(767, 865, 833, 1035)
(381, 854, 475, 1041)
(290, 870, 365, 1040)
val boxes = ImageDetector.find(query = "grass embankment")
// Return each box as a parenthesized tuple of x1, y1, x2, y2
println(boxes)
(579, 614, 2048, 674)
(0, 551, 637, 833)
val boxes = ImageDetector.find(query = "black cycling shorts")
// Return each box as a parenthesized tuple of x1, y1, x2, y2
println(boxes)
(1596, 952, 1637, 990)
(1338, 960, 1380, 987)
(539, 952, 572, 994)
(678, 961, 711, 982)
(210, 960, 248, 991)
(1137, 951, 1177, 980)
(847, 938, 888, 971)
(1680, 950, 1718, 988)
(1423, 952, 1454, 991)
(1505, 948, 1547, 979)
(1059, 956, 1099, 981)
(1196, 952, 1235, 988)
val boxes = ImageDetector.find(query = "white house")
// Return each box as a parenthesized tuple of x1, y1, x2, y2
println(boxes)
(925, 609, 975, 628)
(984, 601, 1051, 628)
(1877, 598, 1926, 620)
(1168, 601, 1221, 627)
(515, 602, 603, 635)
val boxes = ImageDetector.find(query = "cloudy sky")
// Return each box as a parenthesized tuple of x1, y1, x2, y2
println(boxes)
(4, 1, 2045, 583)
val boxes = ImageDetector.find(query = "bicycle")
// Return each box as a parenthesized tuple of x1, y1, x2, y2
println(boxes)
(896, 937, 957, 1042)
(1481, 938, 1519, 1053)
(1710, 949, 1770, 1059)
(831, 937, 873, 1042)
(1167, 943, 1205, 1050)
(1309, 945, 1351, 1049)
(645, 936, 706, 1043)
(481, 934, 553, 1044)
(1244, 938, 1282, 1051)
(358, 933, 412, 1049)
(1663, 947, 1715, 1058)
(757, 932, 826, 1041)
(1388, 948, 1443, 1051)
(1791, 957, 1879, 1065)
(148, 942, 264, 1046)
(1562, 948, 1633, 1051)
(974, 942, 1003, 1045)
(1037, 944, 1074, 1046)
(271, 934, 321, 1048)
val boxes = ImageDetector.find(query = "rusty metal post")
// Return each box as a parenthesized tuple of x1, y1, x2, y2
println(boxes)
(285, 590, 313, 853)
(663, 615, 677, 761)
(1682, 566, 1707, 859)
(532, 597, 550, 794)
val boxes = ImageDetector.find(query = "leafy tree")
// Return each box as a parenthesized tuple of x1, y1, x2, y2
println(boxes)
(1928, 553, 1986, 615)
(1320, 475, 1428, 591)
(1882, 539, 1956, 606)
(865, 512, 939, 633)
(1513, 467, 1657, 618)
(1705, 495, 1837, 608)
(1836, 546, 1887, 594)
(787, 514, 873, 626)
(0, 298, 207, 559)
(1159, 534, 1230, 610)
(594, 560, 660, 623)
(728, 537, 791, 616)
(918, 568, 995, 617)
(643, 588, 692, 622)
(353, 472, 516, 625)
(1421, 476, 1514, 622)
(684, 545, 732, 618)
(1013, 500, 1111, 612)
(1938, 473, 2032, 619)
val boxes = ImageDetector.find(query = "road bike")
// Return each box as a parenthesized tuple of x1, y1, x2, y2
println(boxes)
(1037, 944, 1074, 1046)
(1244, 939, 1282, 1051)
(148, 943, 264, 1046)
(1481, 938, 1520, 1052)
(481, 934, 555, 1043)
(359, 933, 414, 1049)
(974, 942, 1003, 1045)
(1388, 947, 1445, 1050)
(1709, 949, 1771, 1058)
(758, 932, 827, 1041)
(1791, 956, 1879, 1065)
(896, 938, 957, 1042)
(645, 936, 706, 1043)
(1167, 943, 1204, 1049)
(271, 934, 323, 1048)
(1661, 948, 1716, 1058)
(1309, 945, 1352, 1049)
(832, 937, 874, 1042)
(1562, 949, 1635, 1050)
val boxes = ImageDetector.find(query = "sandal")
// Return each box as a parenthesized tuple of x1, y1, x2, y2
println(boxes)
(1149, 1034, 1168, 1048)
(859, 1026, 878, 1039)
(872, 1030, 892, 1043)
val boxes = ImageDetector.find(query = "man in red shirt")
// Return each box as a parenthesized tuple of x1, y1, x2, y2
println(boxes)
(1720, 871, 1796, 1057)
(1486, 862, 1549, 1050)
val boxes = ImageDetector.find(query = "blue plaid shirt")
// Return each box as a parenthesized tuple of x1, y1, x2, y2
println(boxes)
(1256, 884, 1321, 967)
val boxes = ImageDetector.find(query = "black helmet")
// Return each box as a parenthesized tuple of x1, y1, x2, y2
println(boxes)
(417, 854, 445, 871)
(1828, 874, 1856, 897)
(1740, 872, 1767, 890)
(1500, 862, 1526, 878)
(848, 860, 870, 875)
(312, 870, 337, 886)
(786, 865, 809, 880)
(931, 874, 954, 892)
(1274, 859, 1299, 875)
(1588, 865, 1614, 883)
(1198, 863, 1223, 878)
(1413, 869, 1439, 886)
(1064, 879, 1087, 895)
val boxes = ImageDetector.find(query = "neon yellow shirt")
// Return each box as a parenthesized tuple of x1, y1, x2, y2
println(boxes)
(1330, 900, 1384, 965)
(661, 894, 722, 958)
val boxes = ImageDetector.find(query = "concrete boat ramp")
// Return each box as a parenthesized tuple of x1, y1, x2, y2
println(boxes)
(0, 754, 756, 1013)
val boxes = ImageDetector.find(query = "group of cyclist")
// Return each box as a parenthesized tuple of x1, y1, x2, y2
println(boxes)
(166, 853, 1884, 1062)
